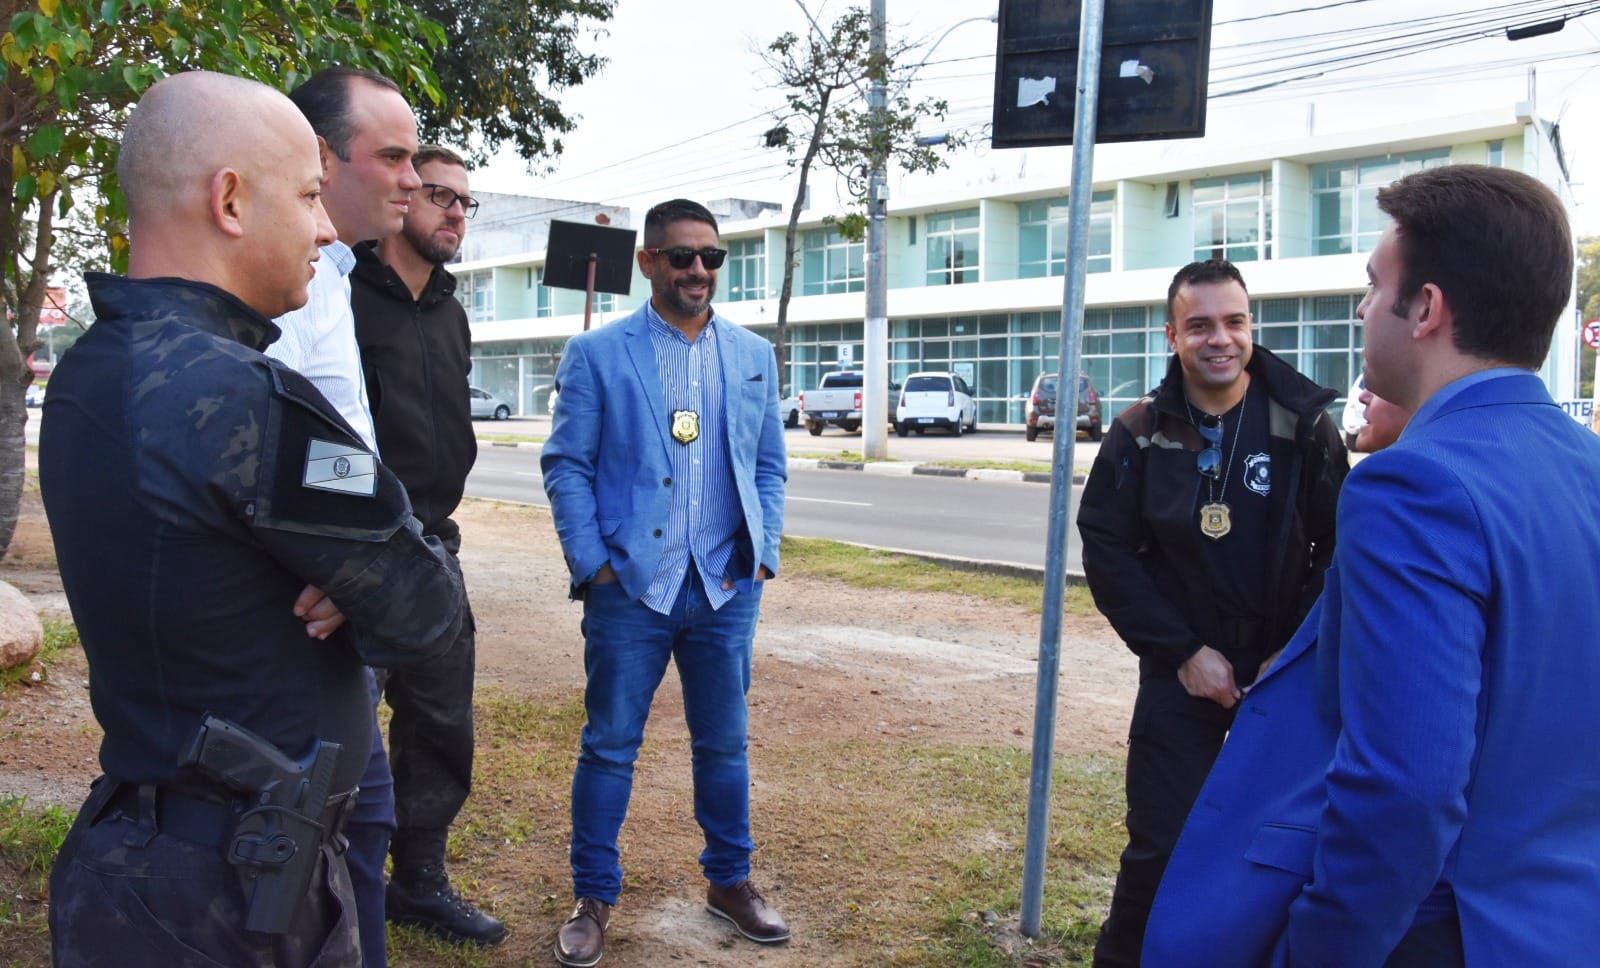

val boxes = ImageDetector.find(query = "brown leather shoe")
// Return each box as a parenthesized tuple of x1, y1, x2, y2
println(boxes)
(554, 897, 610, 967)
(706, 879, 790, 944)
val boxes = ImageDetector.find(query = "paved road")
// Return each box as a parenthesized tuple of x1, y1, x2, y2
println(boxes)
(469, 418, 1090, 576)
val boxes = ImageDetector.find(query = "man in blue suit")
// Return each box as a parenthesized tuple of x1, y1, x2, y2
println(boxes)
(542, 199, 789, 967)
(1144, 163, 1600, 966)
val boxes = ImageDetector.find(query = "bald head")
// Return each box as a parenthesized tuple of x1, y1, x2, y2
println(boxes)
(118, 71, 334, 316)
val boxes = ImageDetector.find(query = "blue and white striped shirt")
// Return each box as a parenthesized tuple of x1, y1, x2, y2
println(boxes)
(640, 303, 743, 614)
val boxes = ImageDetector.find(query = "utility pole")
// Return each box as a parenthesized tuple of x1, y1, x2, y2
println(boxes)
(862, 0, 889, 460)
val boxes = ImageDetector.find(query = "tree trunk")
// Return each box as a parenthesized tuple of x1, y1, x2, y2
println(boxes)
(0, 192, 55, 559)
(776, 91, 831, 391)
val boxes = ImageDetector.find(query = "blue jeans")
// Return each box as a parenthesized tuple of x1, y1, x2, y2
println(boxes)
(570, 572, 761, 904)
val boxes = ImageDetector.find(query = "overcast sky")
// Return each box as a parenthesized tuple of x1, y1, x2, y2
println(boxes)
(475, 0, 1600, 235)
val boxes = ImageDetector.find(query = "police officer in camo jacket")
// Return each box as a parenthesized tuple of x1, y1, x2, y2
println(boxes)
(40, 71, 464, 967)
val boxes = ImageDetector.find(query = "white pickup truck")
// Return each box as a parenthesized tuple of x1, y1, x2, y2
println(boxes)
(798, 371, 900, 436)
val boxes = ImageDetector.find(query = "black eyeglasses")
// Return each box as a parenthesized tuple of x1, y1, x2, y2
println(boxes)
(419, 183, 479, 219)
(1196, 413, 1223, 479)
(645, 246, 727, 270)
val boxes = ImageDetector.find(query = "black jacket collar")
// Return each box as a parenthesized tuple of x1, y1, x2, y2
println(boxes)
(84, 272, 282, 352)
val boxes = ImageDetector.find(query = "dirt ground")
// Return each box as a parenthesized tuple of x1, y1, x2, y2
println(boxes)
(0, 477, 1136, 966)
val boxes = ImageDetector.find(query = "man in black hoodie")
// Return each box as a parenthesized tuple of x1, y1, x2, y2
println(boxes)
(1076, 259, 1347, 967)
(350, 144, 501, 946)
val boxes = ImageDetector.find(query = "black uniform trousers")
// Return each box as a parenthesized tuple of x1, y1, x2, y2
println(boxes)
(50, 781, 360, 967)
(384, 577, 477, 867)
(1094, 675, 1238, 968)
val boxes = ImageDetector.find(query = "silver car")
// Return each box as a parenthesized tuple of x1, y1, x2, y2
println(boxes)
(469, 386, 512, 421)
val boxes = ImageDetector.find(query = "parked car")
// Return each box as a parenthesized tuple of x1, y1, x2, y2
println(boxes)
(779, 386, 800, 428)
(469, 385, 512, 421)
(895, 371, 977, 436)
(1025, 372, 1102, 442)
(25, 383, 45, 408)
(799, 371, 900, 435)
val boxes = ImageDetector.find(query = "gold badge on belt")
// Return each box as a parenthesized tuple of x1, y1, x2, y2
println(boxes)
(671, 409, 700, 444)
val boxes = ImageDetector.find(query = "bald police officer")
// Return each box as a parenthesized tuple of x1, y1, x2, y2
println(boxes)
(41, 71, 465, 966)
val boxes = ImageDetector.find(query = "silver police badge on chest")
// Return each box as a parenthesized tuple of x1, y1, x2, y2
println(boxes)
(671, 409, 700, 444)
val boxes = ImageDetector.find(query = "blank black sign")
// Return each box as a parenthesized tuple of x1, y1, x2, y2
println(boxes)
(541, 220, 638, 295)
(992, 0, 1213, 147)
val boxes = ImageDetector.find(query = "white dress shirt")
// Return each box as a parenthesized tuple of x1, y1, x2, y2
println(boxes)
(266, 240, 378, 452)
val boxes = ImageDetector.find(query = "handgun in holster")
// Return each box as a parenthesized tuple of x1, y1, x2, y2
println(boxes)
(180, 714, 348, 935)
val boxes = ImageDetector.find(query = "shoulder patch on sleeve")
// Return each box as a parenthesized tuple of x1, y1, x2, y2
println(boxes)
(303, 438, 377, 497)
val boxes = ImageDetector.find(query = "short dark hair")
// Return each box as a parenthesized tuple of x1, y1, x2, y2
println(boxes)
(412, 144, 467, 172)
(1167, 259, 1248, 323)
(288, 67, 402, 162)
(643, 198, 718, 248)
(1377, 164, 1572, 368)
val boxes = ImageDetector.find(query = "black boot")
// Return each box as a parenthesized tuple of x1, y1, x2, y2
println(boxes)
(386, 862, 506, 947)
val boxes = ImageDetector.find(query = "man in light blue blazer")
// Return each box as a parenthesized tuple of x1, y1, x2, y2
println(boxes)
(542, 199, 788, 967)
(1144, 164, 1600, 966)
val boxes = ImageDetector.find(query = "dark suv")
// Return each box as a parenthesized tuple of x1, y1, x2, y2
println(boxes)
(1025, 372, 1102, 442)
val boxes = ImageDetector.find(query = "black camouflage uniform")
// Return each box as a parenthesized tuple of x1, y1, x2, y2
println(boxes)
(348, 243, 485, 917)
(41, 274, 465, 967)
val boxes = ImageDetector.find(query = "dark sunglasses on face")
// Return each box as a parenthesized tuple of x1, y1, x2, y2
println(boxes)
(420, 183, 479, 218)
(645, 246, 728, 270)
(1196, 413, 1223, 479)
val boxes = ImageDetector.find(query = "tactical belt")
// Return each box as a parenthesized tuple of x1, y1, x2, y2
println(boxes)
(106, 781, 357, 851)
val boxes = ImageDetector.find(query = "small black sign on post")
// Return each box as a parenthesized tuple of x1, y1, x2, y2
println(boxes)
(992, 0, 1213, 147)
(542, 221, 638, 331)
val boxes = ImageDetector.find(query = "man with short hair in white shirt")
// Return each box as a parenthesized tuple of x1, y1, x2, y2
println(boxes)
(266, 65, 430, 967)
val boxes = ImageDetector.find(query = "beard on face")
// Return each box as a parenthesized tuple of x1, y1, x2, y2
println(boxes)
(657, 273, 716, 318)
(403, 218, 459, 265)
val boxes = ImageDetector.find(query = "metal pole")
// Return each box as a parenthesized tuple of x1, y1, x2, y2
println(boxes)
(1021, 0, 1106, 938)
(862, 0, 890, 460)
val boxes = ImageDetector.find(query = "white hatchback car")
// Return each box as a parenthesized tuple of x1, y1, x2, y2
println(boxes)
(895, 371, 977, 436)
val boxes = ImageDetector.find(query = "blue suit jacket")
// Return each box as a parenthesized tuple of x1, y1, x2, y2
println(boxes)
(540, 303, 787, 600)
(1145, 370, 1600, 967)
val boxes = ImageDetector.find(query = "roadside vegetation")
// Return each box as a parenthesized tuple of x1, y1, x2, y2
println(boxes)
(0, 539, 1120, 967)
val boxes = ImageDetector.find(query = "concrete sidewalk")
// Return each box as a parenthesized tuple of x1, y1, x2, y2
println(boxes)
(475, 416, 1097, 485)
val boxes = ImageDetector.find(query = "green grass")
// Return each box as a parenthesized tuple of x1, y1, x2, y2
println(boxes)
(752, 743, 1125, 967)
(474, 434, 546, 445)
(0, 616, 79, 690)
(780, 535, 1098, 616)
(0, 795, 73, 944)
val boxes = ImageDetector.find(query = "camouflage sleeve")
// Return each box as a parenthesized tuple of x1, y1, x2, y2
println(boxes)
(245, 366, 464, 668)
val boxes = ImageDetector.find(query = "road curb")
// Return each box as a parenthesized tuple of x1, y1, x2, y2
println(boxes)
(477, 438, 1085, 484)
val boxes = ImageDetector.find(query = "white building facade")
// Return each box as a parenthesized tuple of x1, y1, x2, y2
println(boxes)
(462, 104, 1579, 426)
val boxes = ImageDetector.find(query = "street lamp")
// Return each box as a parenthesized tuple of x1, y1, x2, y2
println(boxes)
(861, 7, 998, 460)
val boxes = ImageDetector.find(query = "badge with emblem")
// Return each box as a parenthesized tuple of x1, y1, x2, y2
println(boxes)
(671, 409, 700, 444)
(1199, 502, 1232, 540)
(1244, 453, 1271, 496)
(303, 438, 377, 496)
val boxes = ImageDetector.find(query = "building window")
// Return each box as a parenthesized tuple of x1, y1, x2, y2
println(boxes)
(535, 280, 552, 318)
(1487, 140, 1504, 167)
(1018, 190, 1113, 277)
(592, 291, 615, 313)
(925, 208, 980, 285)
(1312, 149, 1449, 255)
(800, 227, 864, 295)
(725, 237, 766, 302)
(458, 269, 494, 323)
(1192, 172, 1272, 262)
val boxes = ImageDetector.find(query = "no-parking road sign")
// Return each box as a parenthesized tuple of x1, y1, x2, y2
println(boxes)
(1584, 319, 1600, 350)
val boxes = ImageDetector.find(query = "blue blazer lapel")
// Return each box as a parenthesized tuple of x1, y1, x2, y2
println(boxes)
(715, 313, 746, 438)
(621, 308, 671, 457)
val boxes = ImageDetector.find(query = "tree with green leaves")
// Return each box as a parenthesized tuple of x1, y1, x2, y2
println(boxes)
(1, 0, 449, 558)
(1577, 235, 1599, 403)
(1, 0, 615, 559)
(408, 0, 616, 166)
(761, 6, 962, 382)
